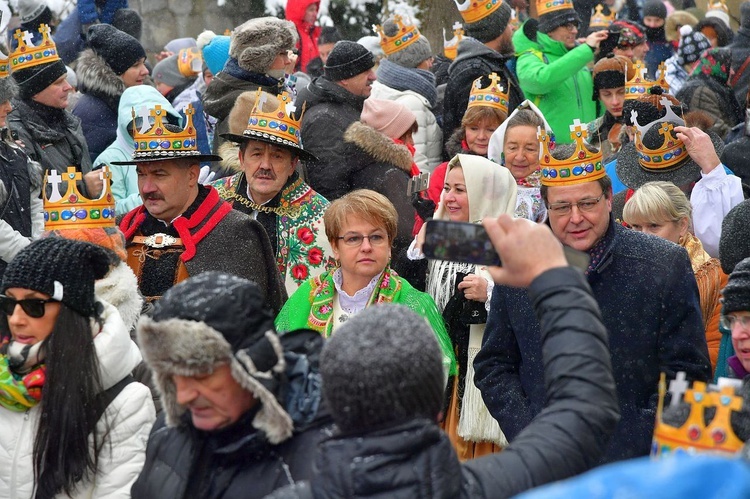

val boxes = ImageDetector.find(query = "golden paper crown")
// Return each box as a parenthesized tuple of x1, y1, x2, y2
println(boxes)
(468, 73, 509, 115)
(244, 89, 305, 150)
(443, 22, 464, 60)
(10, 24, 59, 73)
(373, 15, 422, 56)
(539, 120, 604, 186)
(537, 0, 575, 17)
(131, 104, 201, 159)
(44, 167, 115, 230)
(177, 47, 203, 77)
(652, 372, 744, 458)
(707, 0, 729, 13)
(454, 0, 505, 24)
(589, 4, 616, 29)
(624, 61, 670, 100)
(0, 51, 8, 79)
(630, 96, 688, 172)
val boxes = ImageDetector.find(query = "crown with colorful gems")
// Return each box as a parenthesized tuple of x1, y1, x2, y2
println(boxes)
(630, 96, 688, 172)
(131, 104, 200, 159)
(177, 47, 203, 77)
(468, 73, 509, 114)
(373, 15, 422, 56)
(537, 0, 575, 17)
(624, 61, 669, 100)
(443, 22, 464, 60)
(589, 4, 616, 29)
(539, 119, 604, 186)
(0, 51, 8, 78)
(652, 372, 744, 458)
(9, 24, 59, 73)
(43, 167, 115, 230)
(243, 89, 305, 149)
(454, 0, 505, 24)
(707, 0, 729, 13)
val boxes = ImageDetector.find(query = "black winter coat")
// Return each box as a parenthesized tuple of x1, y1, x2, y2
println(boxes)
(266, 267, 620, 499)
(296, 77, 367, 201)
(730, 28, 750, 108)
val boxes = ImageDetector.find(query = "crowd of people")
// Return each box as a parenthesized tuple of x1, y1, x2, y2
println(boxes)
(1, 0, 750, 496)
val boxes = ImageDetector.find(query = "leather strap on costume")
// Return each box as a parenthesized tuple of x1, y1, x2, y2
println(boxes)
(126, 235, 190, 302)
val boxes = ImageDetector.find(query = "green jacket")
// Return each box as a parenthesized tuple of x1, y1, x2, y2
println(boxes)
(513, 23, 598, 144)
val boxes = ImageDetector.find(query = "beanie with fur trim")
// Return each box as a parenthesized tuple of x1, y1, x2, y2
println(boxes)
(361, 98, 417, 140)
(230, 17, 298, 74)
(382, 18, 432, 68)
(465, 1, 513, 42)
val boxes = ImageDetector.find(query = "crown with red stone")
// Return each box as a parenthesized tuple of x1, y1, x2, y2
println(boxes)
(243, 89, 305, 150)
(625, 61, 670, 100)
(630, 96, 688, 172)
(9, 24, 59, 73)
(373, 15, 423, 56)
(652, 372, 745, 458)
(443, 22, 464, 60)
(589, 4, 616, 29)
(0, 51, 8, 79)
(537, 0, 575, 17)
(43, 167, 115, 230)
(539, 119, 604, 186)
(455, 0, 505, 24)
(131, 103, 200, 159)
(468, 73, 509, 114)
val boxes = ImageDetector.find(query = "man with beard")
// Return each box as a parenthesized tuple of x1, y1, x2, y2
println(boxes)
(443, 0, 524, 140)
(114, 103, 285, 310)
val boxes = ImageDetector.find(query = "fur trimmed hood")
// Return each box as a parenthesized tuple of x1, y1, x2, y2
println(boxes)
(75, 48, 126, 110)
(95, 261, 143, 332)
(344, 121, 413, 173)
(218, 141, 242, 173)
(137, 315, 294, 444)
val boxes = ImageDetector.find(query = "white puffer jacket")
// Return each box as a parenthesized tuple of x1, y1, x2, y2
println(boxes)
(370, 81, 443, 173)
(0, 301, 155, 498)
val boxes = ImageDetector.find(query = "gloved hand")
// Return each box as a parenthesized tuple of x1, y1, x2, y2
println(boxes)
(411, 192, 435, 221)
(199, 165, 215, 185)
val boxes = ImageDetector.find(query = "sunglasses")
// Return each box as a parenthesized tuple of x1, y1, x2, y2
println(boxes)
(0, 295, 56, 318)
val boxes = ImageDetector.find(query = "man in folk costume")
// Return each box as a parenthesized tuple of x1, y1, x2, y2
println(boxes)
(212, 89, 335, 295)
(113, 103, 285, 310)
(474, 119, 712, 463)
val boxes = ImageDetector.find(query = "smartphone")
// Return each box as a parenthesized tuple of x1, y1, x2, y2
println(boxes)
(423, 220, 590, 271)
(407, 172, 430, 196)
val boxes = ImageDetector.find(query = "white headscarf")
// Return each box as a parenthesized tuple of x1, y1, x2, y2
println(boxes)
(487, 99, 552, 165)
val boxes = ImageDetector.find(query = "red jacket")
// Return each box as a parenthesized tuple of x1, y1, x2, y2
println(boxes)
(286, 0, 321, 73)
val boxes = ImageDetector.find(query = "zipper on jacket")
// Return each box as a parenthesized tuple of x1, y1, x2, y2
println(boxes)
(10, 409, 31, 499)
(574, 77, 582, 114)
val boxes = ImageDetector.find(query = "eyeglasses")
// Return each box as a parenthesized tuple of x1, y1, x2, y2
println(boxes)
(337, 233, 388, 247)
(0, 295, 56, 318)
(720, 314, 750, 331)
(561, 22, 579, 31)
(547, 194, 606, 216)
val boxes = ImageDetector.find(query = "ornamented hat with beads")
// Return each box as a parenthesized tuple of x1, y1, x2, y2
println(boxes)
(43, 166, 115, 230)
(539, 119, 604, 186)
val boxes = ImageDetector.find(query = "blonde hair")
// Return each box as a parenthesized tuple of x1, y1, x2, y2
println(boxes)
(623, 181, 692, 226)
(324, 189, 398, 245)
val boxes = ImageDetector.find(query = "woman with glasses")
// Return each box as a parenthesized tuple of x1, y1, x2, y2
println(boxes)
(716, 257, 750, 380)
(0, 238, 154, 497)
(274, 189, 456, 374)
(623, 181, 725, 374)
(411, 154, 517, 461)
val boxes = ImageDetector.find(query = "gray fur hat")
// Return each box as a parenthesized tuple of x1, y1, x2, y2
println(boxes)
(230, 17, 298, 74)
(0, 77, 17, 104)
(382, 18, 432, 68)
(320, 304, 445, 433)
(137, 272, 293, 443)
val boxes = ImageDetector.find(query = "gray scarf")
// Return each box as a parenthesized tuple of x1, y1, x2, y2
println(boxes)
(376, 59, 438, 109)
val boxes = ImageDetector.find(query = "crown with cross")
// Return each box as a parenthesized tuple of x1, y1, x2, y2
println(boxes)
(373, 15, 423, 56)
(625, 61, 670, 100)
(630, 96, 688, 172)
(537, 0, 575, 18)
(43, 167, 115, 230)
(468, 73, 510, 114)
(589, 4, 616, 29)
(242, 89, 306, 150)
(652, 372, 745, 458)
(443, 22, 464, 60)
(9, 24, 59, 73)
(130, 103, 200, 160)
(539, 119, 604, 186)
(454, 0, 505, 24)
(707, 0, 729, 13)
(177, 47, 203, 78)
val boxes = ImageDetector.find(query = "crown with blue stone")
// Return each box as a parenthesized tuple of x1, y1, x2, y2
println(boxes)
(539, 119, 604, 186)
(625, 61, 669, 100)
(242, 89, 305, 150)
(373, 15, 422, 56)
(468, 73, 509, 115)
(9, 24, 59, 73)
(131, 103, 200, 159)
(44, 167, 115, 230)
(443, 22, 464, 60)
(631, 96, 687, 172)
(652, 372, 744, 458)
(0, 51, 9, 79)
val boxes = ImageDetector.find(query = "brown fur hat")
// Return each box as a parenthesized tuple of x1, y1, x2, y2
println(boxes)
(230, 17, 298, 74)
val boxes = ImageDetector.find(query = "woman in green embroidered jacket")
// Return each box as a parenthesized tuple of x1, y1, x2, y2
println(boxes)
(275, 189, 456, 378)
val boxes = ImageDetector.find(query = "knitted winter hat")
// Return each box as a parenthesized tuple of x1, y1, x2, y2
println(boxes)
(361, 98, 417, 140)
(465, 1, 513, 42)
(12, 57, 68, 101)
(18, 0, 49, 24)
(86, 24, 146, 76)
(43, 227, 128, 263)
(1, 238, 110, 317)
(320, 304, 444, 432)
(722, 257, 750, 315)
(318, 26, 342, 46)
(593, 55, 634, 99)
(197, 30, 231, 75)
(677, 25, 711, 66)
(111, 8, 143, 41)
(0, 76, 18, 104)
(538, 5, 581, 34)
(152, 54, 193, 88)
(720, 200, 750, 275)
(137, 271, 294, 442)
(381, 17, 432, 68)
(324, 41, 375, 81)
(643, 0, 667, 19)
(705, 7, 730, 29)
(230, 17, 297, 74)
